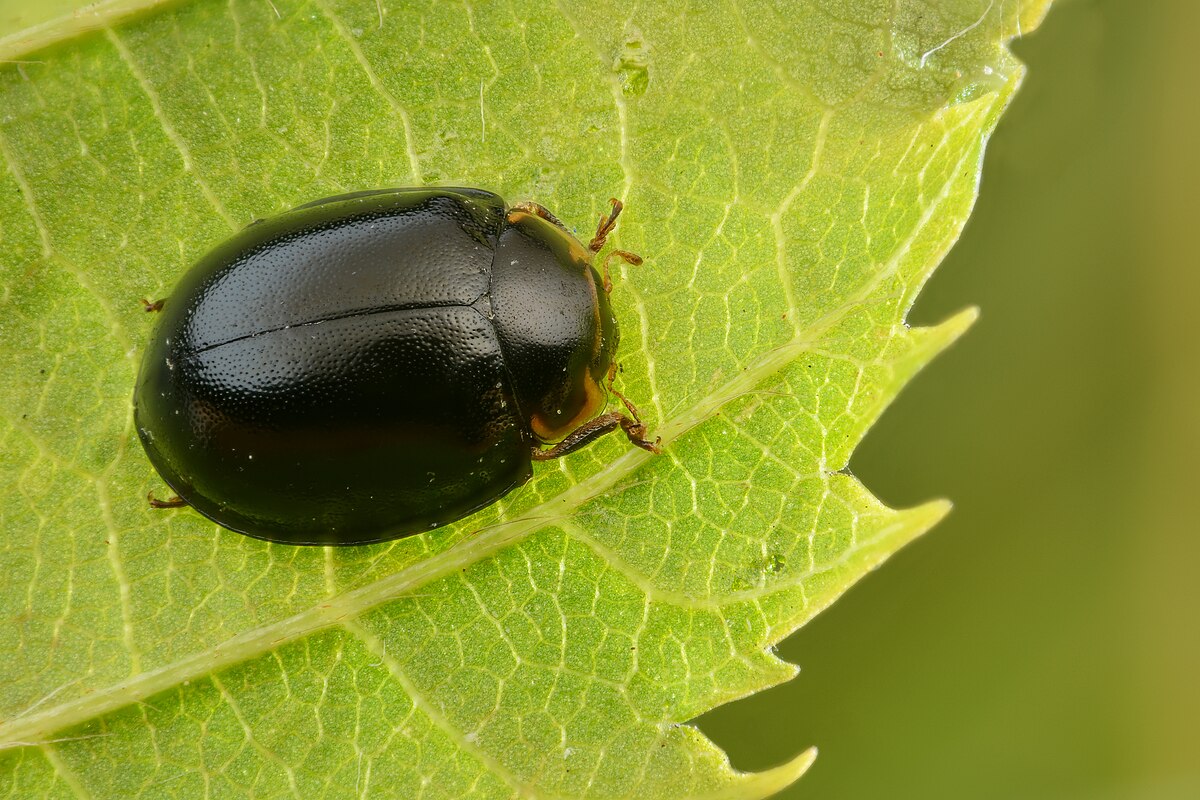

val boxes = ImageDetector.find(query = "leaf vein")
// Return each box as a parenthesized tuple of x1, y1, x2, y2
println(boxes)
(95, 477, 142, 675)
(343, 620, 533, 800)
(560, 506, 936, 615)
(0, 123, 53, 258)
(103, 27, 238, 229)
(210, 673, 303, 799)
(39, 742, 93, 800)
(311, 0, 423, 184)
(772, 109, 833, 335)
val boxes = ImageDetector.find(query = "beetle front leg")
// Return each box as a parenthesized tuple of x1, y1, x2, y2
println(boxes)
(530, 413, 624, 461)
(608, 385, 661, 454)
(530, 384, 661, 461)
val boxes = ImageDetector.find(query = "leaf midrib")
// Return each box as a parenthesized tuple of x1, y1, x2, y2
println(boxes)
(0, 93, 992, 745)
(0, 0, 177, 64)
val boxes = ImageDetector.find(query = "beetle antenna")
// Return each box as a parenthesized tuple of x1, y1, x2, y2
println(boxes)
(589, 198, 624, 252)
(510, 201, 571, 233)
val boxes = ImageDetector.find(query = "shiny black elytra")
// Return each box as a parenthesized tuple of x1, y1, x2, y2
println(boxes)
(134, 187, 659, 546)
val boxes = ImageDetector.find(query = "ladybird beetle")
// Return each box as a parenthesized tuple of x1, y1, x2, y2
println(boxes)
(134, 188, 658, 545)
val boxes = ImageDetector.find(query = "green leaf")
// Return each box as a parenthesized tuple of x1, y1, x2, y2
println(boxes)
(0, 0, 1050, 796)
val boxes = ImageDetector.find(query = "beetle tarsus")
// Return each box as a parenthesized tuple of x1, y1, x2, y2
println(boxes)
(618, 415, 662, 454)
(141, 298, 165, 313)
(147, 491, 188, 509)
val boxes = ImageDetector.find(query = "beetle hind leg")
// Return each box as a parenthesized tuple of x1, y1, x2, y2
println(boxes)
(147, 491, 188, 509)
(604, 363, 660, 453)
(530, 414, 621, 461)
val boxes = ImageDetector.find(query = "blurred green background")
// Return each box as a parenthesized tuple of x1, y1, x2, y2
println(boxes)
(698, 1, 1200, 797)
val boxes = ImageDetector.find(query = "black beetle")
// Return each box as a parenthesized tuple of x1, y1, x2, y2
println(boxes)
(134, 187, 659, 546)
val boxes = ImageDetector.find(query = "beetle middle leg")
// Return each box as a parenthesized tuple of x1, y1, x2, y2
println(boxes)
(587, 199, 644, 292)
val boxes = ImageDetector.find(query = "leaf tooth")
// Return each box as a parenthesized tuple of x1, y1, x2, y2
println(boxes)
(704, 747, 818, 800)
(759, 496, 952, 648)
(911, 305, 980, 361)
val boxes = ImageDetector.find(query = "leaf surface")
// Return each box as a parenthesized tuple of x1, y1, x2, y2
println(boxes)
(0, 0, 1049, 797)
